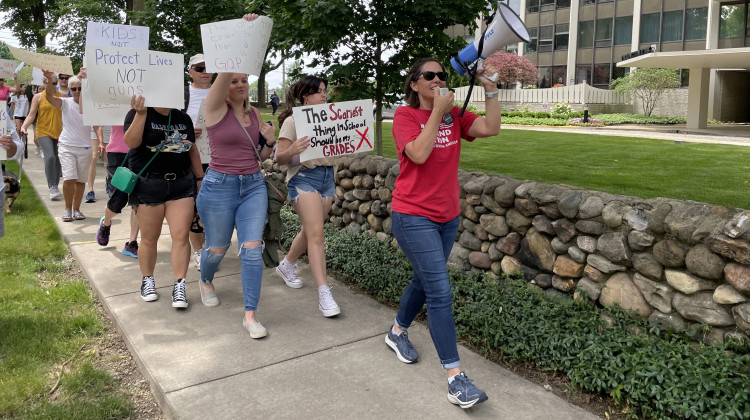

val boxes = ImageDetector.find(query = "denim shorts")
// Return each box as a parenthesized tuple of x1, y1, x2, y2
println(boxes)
(130, 171, 195, 206)
(287, 166, 335, 202)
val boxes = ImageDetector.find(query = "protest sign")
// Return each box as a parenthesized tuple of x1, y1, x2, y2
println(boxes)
(200, 17, 272, 75)
(30, 68, 43, 85)
(0, 108, 12, 160)
(82, 23, 150, 125)
(0, 59, 16, 79)
(194, 100, 210, 164)
(293, 99, 374, 163)
(85, 45, 183, 109)
(5, 44, 74, 75)
(86, 21, 149, 49)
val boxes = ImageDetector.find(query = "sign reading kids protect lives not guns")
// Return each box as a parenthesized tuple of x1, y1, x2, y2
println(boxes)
(200, 17, 273, 75)
(293, 99, 374, 163)
(85, 45, 183, 109)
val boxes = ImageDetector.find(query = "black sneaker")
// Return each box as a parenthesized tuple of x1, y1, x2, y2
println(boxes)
(122, 241, 138, 258)
(447, 372, 488, 409)
(140, 276, 158, 302)
(172, 279, 188, 308)
(96, 216, 110, 246)
(385, 329, 419, 363)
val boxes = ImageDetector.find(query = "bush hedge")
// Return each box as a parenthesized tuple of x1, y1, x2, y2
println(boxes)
(279, 208, 750, 419)
(595, 114, 686, 125)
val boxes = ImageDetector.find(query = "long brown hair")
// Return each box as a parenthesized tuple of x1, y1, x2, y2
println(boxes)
(404, 57, 445, 108)
(278, 75, 327, 127)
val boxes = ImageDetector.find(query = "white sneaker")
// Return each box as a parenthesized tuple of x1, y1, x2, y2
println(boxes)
(50, 187, 62, 201)
(34, 147, 40, 156)
(40, 149, 45, 159)
(193, 250, 202, 271)
(319, 286, 340, 317)
(276, 259, 303, 288)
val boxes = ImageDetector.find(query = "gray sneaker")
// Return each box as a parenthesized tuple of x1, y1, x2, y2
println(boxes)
(447, 372, 488, 409)
(50, 186, 62, 201)
(385, 329, 418, 363)
(276, 260, 302, 288)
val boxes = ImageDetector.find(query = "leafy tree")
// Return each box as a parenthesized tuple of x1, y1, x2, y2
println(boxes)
(0, 43, 13, 60)
(483, 52, 538, 89)
(251, 0, 489, 155)
(0, 0, 51, 48)
(611, 68, 680, 117)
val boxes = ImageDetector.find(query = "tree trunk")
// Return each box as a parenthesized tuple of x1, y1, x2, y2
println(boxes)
(257, 66, 267, 108)
(32, 3, 45, 48)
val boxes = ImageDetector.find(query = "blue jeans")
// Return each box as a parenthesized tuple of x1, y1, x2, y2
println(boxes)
(392, 211, 461, 369)
(196, 169, 267, 311)
(287, 166, 335, 202)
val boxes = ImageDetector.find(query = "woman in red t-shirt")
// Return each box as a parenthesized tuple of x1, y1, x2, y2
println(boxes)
(385, 57, 501, 410)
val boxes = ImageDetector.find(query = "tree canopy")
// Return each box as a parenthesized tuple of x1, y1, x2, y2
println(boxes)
(611, 68, 680, 117)
(483, 52, 538, 88)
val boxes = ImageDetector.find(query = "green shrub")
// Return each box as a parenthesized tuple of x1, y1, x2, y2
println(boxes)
(279, 207, 750, 420)
(595, 113, 686, 125)
(535, 111, 551, 118)
(567, 111, 584, 118)
(502, 117, 568, 126)
(507, 111, 523, 117)
(551, 102, 573, 115)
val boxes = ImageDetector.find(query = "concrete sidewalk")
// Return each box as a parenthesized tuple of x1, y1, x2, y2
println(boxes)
(21, 152, 599, 419)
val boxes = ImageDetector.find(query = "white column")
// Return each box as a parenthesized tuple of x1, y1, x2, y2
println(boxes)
(707, 0, 721, 120)
(566, 0, 580, 85)
(631, 0, 642, 48)
(686, 68, 710, 129)
(518, 0, 527, 56)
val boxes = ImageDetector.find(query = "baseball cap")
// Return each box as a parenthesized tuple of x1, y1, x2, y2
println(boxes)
(188, 54, 205, 68)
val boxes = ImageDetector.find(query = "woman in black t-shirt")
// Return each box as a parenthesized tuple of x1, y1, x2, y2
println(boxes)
(123, 95, 204, 309)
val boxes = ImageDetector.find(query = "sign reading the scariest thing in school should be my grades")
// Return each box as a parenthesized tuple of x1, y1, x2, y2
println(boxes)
(85, 45, 183, 109)
(293, 99, 374, 163)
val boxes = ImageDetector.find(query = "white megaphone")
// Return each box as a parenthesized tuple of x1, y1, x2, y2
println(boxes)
(450, 2, 531, 77)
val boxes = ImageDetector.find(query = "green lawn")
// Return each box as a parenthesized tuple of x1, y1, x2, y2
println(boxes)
(0, 161, 131, 418)
(257, 109, 750, 209)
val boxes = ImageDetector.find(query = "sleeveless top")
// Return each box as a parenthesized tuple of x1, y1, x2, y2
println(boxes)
(206, 107, 261, 175)
(36, 92, 64, 140)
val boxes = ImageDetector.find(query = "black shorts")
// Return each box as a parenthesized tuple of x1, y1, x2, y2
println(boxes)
(14, 116, 25, 121)
(129, 171, 196, 206)
(105, 152, 131, 213)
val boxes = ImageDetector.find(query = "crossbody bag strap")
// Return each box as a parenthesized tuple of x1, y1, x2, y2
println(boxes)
(134, 110, 171, 177)
(232, 109, 264, 165)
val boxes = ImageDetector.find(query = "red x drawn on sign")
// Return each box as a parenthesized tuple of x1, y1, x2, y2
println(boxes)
(355, 127, 371, 150)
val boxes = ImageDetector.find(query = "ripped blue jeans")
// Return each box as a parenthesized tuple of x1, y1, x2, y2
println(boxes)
(196, 169, 267, 311)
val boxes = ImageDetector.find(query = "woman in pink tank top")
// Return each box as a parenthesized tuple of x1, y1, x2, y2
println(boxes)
(195, 13, 277, 339)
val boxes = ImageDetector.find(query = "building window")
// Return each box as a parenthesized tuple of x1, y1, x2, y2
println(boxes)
(593, 63, 611, 86)
(641, 13, 660, 43)
(539, 25, 553, 52)
(551, 66, 567, 86)
(614, 16, 632, 45)
(527, 0, 539, 14)
(720, 4, 745, 38)
(541, 0, 555, 12)
(526, 27, 538, 53)
(538, 66, 551, 88)
(685, 7, 707, 40)
(555, 23, 569, 50)
(505, 43, 519, 54)
(579, 20, 594, 48)
(556, 0, 571, 8)
(575, 64, 592, 84)
(612, 65, 629, 81)
(662, 10, 683, 42)
(582, 0, 595, 5)
(596, 18, 613, 47)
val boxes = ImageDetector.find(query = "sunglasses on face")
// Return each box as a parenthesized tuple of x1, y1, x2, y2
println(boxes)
(58, 76, 69, 80)
(414, 71, 448, 82)
(70, 87, 81, 92)
(191, 66, 207, 73)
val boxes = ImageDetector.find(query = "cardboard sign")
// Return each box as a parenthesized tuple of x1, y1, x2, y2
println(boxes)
(5, 44, 74, 75)
(30, 67, 43, 85)
(200, 17, 272, 75)
(85, 45, 183, 109)
(194, 100, 210, 164)
(0, 108, 12, 160)
(85, 21, 149, 49)
(293, 99, 374, 162)
(82, 23, 150, 126)
(0, 59, 16, 79)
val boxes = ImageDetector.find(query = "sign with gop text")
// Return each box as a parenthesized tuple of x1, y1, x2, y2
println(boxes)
(85, 21, 149, 50)
(200, 17, 272, 75)
(293, 99, 374, 163)
(5, 44, 74, 76)
(0, 108, 12, 160)
(85, 45, 183, 109)
(83, 23, 150, 125)
(0, 59, 16, 79)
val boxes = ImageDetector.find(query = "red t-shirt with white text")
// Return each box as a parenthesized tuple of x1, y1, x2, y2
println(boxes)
(391, 106, 479, 223)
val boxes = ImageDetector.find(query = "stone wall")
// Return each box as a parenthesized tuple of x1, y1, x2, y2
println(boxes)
(266, 155, 750, 344)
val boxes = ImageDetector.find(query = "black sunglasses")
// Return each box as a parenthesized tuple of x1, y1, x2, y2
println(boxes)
(70, 87, 81, 92)
(191, 66, 207, 73)
(414, 71, 447, 82)
(58, 76, 69, 80)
